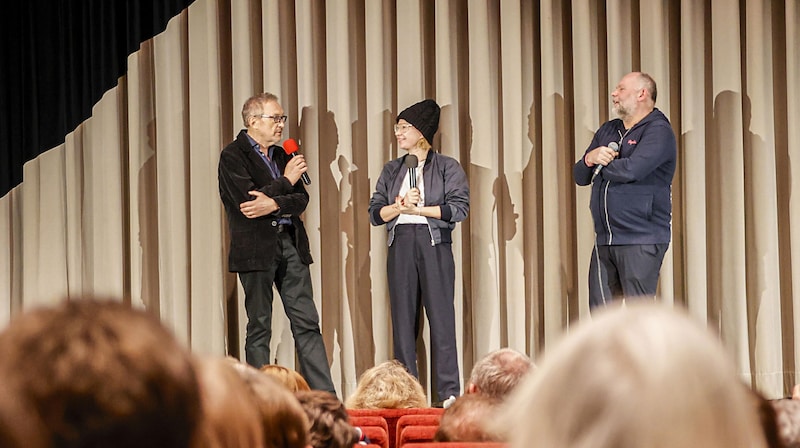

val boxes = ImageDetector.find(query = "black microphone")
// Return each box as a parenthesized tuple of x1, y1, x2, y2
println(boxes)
(592, 142, 620, 180)
(283, 138, 311, 185)
(404, 154, 418, 189)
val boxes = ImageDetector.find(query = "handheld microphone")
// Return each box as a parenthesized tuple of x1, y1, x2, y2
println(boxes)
(404, 155, 418, 189)
(592, 142, 620, 181)
(283, 138, 311, 185)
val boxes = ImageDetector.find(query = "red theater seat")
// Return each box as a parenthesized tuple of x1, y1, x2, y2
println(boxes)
(395, 414, 442, 448)
(348, 408, 445, 448)
(398, 425, 438, 447)
(400, 443, 508, 448)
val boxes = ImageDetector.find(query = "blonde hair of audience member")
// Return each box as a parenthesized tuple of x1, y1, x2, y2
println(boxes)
(0, 299, 201, 448)
(467, 348, 535, 399)
(296, 390, 359, 448)
(345, 360, 427, 409)
(230, 361, 310, 448)
(194, 357, 265, 448)
(501, 302, 768, 448)
(260, 364, 311, 392)
(434, 394, 503, 443)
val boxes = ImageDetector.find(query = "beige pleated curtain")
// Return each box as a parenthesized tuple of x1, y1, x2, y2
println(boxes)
(1, 0, 798, 400)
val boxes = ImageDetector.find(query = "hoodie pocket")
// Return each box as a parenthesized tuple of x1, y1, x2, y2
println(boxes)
(606, 192, 653, 232)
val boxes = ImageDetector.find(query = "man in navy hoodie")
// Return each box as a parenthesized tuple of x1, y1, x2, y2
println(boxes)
(573, 72, 676, 309)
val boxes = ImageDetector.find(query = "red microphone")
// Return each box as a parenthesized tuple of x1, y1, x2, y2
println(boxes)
(283, 138, 311, 185)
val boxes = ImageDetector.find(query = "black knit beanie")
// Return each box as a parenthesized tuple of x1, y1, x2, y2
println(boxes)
(397, 99, 440, 145)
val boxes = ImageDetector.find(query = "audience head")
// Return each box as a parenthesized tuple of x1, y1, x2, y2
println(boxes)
(770, 398, 800, 448)
(296, 390, 359, 448)
(260, 364, 311, 392)
(502, 302, 768, 448)
(229, 360, 310, 448)
(467, 347, 535, 399)
(434, 394, 503, 443)
(193, 357, 265, 448)
(345, 360, 427, 409)
(0, 298, 201, 448)
(0, 380, 46, 448)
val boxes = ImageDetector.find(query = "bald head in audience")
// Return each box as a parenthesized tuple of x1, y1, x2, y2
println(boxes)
(467, 347, 535, 399)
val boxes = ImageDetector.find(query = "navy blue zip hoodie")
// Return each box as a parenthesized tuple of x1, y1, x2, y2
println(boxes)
(573, 108, 676, 245)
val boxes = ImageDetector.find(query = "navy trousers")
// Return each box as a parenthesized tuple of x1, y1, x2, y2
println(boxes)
(238, 232, 335, 394)
(588, 243, 669, 309)
(388, 224, 460, 401)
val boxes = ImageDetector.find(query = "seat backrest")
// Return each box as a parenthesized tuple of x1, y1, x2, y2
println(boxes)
(399, 443, 508, 448)
(358, 425, 389, 448)
(395, 414, 442, 448)
(398, 425, 438, 448)
(350, 415, 390, 434)
(348, 408, 444, 448)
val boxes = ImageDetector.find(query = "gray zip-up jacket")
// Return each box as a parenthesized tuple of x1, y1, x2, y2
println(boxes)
(369, 151, 469, 246)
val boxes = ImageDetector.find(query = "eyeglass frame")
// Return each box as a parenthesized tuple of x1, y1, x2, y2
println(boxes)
(393, 123, 415, 133)
(254, 114, 288, 124)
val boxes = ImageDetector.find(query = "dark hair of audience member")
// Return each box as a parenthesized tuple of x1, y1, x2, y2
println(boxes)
(296, 390, 359, 448)
(260, 364, 312, 392)
(500, 302, 769, 448)
(230, 361, 310, 448)
(0, 298, 201, 448)
(193, 357, 265, 448)
(434, 394, 503, 443)
(345, 360, 427, 409)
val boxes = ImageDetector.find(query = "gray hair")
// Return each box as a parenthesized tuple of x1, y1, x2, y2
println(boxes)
(468, 348, 535, 399)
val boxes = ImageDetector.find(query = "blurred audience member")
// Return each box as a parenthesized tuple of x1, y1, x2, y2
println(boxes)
(194, 357, 265, 448)
(501, 302, 768, 448)
(771, 398, 800, 448)
(467, 347, 535, 399)
(230, 360, 310, 448)
(0, 380, 45, 448)
(261, 364, 312, 392)
(345, 360, 427, 409)
(296, 390, 359, 448)
(0, 299, 201, 448)
(434, 394, 503, 443)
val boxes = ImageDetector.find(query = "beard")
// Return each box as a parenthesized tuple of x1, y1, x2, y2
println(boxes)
(613, 101, 631, 119)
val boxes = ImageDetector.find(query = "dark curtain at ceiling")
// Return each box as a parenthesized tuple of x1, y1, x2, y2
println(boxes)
(0, 0, 195, 197)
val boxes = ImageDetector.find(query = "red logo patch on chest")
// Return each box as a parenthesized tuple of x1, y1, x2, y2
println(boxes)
(627, 139, 637, 145)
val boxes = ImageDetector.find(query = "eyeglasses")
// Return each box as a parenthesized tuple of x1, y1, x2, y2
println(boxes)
(393, 124, 415, 133)
(255, 114, 288, 123)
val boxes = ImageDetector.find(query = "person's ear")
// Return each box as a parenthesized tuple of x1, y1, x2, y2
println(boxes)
(467, 383, 478, 394)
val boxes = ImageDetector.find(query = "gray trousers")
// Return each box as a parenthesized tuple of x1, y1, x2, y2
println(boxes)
(238, 232, 335, 394)
(388, 224, 460, 401)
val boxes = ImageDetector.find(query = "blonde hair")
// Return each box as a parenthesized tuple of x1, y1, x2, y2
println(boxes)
(345, 360, 427, 409)
(415, 136, 432, 151)
(501, 302, 767, 448)
(259, 364, 311, 392)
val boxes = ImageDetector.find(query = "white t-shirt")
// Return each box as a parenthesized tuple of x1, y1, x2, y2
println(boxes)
(396, 158, 427, 225)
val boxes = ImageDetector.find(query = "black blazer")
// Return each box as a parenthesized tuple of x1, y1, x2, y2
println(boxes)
(218, 130, 313, 271)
